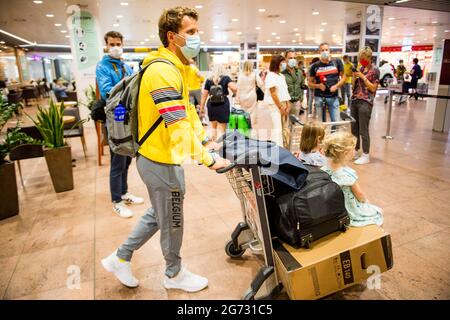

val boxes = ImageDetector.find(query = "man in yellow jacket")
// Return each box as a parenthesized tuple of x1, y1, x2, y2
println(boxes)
(101, 6, 230, 293)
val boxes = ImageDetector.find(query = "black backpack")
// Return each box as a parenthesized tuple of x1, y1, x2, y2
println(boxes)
(417, 66, 423, 79)
(209, 77, 225, 104)
(273, 164, 349, 248)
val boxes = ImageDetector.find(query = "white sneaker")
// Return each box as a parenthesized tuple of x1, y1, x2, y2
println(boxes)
(163, 267, 208, 293)
(101, 251, 139, 288)
(113, 201, 134, 218)
(354, 153, 370, 165)
(121, 192, 144, 205)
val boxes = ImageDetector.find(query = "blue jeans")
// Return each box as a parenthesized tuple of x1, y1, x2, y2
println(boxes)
(314, 96, 340, 122)
(343, 83, 352, 109)
(110, 149, 132, 203)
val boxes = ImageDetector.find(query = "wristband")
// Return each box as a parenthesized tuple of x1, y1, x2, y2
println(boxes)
(206, 151, 217, 167)
(202, 136, 211, 146)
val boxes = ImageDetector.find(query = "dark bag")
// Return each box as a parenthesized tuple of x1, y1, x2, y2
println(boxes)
(209, 77, 225, 104)
(91, 98, 106, 122)
(273, 164, 349, 248)
(255, 78, 264, 101)
(417, 66, 423, 79)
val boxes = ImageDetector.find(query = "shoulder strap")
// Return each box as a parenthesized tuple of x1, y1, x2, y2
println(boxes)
(137, 58, 184, 147)
(111, 62, 127, 79)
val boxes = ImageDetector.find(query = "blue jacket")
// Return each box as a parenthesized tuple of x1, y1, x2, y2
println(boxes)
(96, 55, 133, 100)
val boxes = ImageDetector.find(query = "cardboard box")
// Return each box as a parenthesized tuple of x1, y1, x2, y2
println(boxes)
(273, 225, 393, 300)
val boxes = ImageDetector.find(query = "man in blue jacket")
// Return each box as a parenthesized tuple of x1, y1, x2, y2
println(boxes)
(96, 31, 143, 218)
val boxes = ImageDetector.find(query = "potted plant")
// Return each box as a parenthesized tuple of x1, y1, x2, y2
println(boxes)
(0, 97, 35, 219)
(27, 100, 74, 193)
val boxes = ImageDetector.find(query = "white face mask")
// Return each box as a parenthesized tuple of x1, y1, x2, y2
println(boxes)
(108, 46, 123, 59)
(321, 51, 330, 60)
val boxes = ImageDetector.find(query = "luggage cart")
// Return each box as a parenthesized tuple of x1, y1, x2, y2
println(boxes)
(288, 112, 355, 153)
(416, 82, 428, 100)
(219, 151, 283, 300)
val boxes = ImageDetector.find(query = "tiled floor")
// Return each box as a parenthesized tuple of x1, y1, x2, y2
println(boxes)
(1, 94, 449, 300)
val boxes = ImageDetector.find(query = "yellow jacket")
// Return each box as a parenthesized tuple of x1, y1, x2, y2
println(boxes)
(137, 46, 213, 166)
(186, 64, 205, 91)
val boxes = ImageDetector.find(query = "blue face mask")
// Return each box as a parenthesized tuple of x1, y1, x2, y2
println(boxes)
(176, 33, 201, 59)
(288, 59, 297, 68)
(280, 62, 287, 72)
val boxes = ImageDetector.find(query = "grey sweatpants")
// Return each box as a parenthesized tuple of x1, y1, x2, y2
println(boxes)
(116, 155, 185, 278)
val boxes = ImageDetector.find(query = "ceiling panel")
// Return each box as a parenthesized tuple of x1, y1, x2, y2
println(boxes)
(0, 0, 448, 49)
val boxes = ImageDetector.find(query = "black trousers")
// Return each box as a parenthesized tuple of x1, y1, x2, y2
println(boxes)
(351, 99, 373, 154)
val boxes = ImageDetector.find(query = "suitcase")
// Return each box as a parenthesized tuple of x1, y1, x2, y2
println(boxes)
(273, 165, 350, 248)
(228, 107, 252, 137)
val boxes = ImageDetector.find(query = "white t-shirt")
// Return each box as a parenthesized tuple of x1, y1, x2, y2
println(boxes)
(263, 71, 291, 105)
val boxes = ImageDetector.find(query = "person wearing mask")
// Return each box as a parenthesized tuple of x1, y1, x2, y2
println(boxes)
(341, 55, 354, 111)
(306, 57, 320, 117)
(236, 60, 264, 126)
(395, 59, 406, 81)
(200, 64, 237, 141)
(308, 43, 346, 122)
(351, 46, 380, 165)
(187, 58, 205, 117)
(410, 58, 422, 100)
(96, 31, 144, 218)
(101, 6, 230, 292)
(282, 50, 306, 118)
(263, 55, 291, 146)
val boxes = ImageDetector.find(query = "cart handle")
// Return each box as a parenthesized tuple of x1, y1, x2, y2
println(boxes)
(216, 150, 260, 174)
(216, 162, 237, 174)
(289, 115, 304, 126)
(340, 112, 356, 123)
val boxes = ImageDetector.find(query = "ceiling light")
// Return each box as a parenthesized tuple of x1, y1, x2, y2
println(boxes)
(258, 8, 266, 12)
(272, 32, 276, 35)
(424, 38, 428, 40)
(291, 40, 296, 43)
(319, 29, 324, 32)
(332, 34, 336, 37)
(199, 31, 204, 34)
(144, 38, 149, 41)
(277, 42, 281, 45)
(33, 1, 43, 4)
(0, 50, 2, 52)
(312, 11, 319, 15)
(299, 42, 303, 45)
(276, 36, 280, 39)
(201, 42, 205, 45)
(266, 39, 271, 42)
(395, 0, 410, 3)
(46, 14, 54, 18)
(385, 32, 390, 35)
(432, 21, 438, 24)
(213, 26, 219, 29)
(295, 33, 300, 36)
(409, 33, 415, 36)
(113, 23, 119, 27)
(416, 41, 420, 43)
(433, 34, 437, 37)
(65, 35, 70, 38)
(321, 22, 327, 26)
(210, 38, 215, 42)
(116, 15, 123, 18)
(227, 41, 232, 45)
(140, 41, 144, 45)
(0, 41, 4, 44)
(445, 30, 450, 33)
(388, 17, 395, 20)
(255, 27, 261, 30)
(54, 23, 62, 27)
(293, 28, 299, 31)
(419, 28, 424, 31)
(390, 26, 396, 29)
(195, 5, 203, 9)
(120, 2, 128, 5)
(231, 18, 239, 22)
(237, 31, 242, 35)
(279, 20, 286, 24)
(60, 30, 67, 33)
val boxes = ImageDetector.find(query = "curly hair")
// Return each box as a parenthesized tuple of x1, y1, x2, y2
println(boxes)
(158, 7, 198, 47)
(323, 131, 356, 163)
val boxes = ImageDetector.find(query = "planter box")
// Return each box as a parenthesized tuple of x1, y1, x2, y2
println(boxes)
(44, 145, 74, 193)
(0, 160, 19, 220)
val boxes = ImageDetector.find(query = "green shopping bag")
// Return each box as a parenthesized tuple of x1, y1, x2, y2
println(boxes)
(228, 107, 252, 137)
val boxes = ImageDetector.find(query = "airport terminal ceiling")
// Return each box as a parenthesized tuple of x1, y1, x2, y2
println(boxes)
(0, 0, 449, 49)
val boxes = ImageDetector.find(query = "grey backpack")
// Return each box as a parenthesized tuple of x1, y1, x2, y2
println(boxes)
(105, 58, 181, 157)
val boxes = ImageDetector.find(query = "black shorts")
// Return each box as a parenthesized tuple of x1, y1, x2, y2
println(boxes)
(207, 99, 230, 123)
(410, 78, 418, 89)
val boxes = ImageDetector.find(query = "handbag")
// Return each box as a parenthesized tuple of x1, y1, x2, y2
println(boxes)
(255, 78, 264, 101)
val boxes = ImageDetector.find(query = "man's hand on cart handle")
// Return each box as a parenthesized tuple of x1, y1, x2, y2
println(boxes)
(209, 156, 231, 171)
(205, 141, 221, 151)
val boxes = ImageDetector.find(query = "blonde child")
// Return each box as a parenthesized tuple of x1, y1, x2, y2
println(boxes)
(321, 131, 383, 227)
(296, 121, 327, 167)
